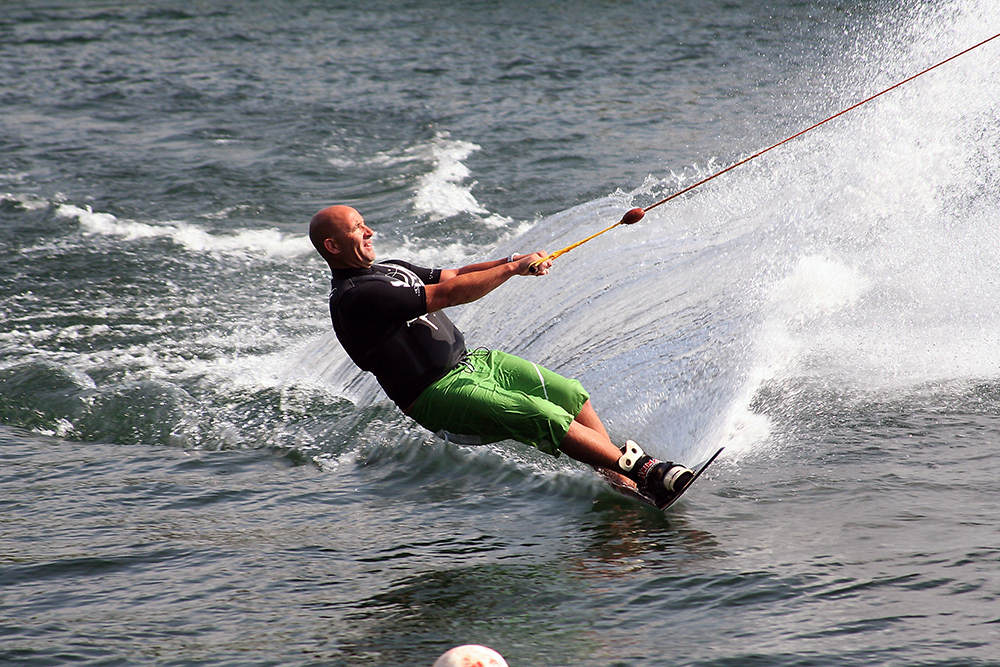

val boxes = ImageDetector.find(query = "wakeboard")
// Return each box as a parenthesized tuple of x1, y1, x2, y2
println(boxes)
(597, 447, 724, 511)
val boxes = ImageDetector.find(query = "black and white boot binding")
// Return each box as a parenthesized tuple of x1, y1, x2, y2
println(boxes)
(617, 440, 694, 505)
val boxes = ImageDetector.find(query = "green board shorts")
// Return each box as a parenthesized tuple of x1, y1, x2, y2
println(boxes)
(407, 349, 589, 457)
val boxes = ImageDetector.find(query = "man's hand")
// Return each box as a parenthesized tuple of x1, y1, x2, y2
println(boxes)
(515, 252, 552, 276)
(425, 252, 552, 313)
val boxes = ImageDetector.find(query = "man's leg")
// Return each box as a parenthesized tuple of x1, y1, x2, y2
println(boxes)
(557, 399, 622, 470)
(560, 398, 695, 503)
(559, 420, 622, 470)
(573, 399, 611, 441)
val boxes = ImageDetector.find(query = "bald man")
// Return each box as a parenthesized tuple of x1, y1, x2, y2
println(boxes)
(310, 205, 693, 506)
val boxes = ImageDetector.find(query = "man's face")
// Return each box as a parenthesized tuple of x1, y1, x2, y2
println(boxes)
(331, 209, 375, 268)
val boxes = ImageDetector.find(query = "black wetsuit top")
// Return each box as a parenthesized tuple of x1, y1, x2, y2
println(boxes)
(328, 260, 466, 409)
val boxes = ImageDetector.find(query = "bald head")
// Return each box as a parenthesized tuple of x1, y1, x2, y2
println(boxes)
(309, 205, 376, 269)
(309, 205, 354, 256)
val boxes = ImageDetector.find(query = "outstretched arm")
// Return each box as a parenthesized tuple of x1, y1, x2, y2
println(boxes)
(424, 253, 551, 313)
(437, 253, 533, 281)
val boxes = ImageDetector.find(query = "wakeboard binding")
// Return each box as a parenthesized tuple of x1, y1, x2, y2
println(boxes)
(617, 440, 694, 507)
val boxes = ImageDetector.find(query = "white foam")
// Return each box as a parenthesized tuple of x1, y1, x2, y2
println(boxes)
(0, 172, 31, 185)
(692, 1, 1000, 456)
(327, 132, 513, 226)
(55, 203, 311, 258)
(710, 257, 869, 457)
(411, 133, 491, 220)
(3, 192, 51, 211)
(768, 255, 870, 327)
(198, 204, 261, 220)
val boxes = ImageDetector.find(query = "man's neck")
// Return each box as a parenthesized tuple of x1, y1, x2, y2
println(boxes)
(331, 263, 376, 277)
(330, 259, 374, 271)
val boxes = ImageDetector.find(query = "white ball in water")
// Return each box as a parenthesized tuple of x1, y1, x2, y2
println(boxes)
(432, 644, 509, 667)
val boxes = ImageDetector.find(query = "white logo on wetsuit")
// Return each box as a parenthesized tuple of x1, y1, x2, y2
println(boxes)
(384, 266, 440, 330)
(383, 265, 423, 298)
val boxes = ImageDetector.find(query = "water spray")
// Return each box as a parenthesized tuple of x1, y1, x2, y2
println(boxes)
(529, 31, 1000, 274)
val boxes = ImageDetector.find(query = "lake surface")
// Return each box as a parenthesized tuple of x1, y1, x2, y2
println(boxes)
(2, 1, 999, 664)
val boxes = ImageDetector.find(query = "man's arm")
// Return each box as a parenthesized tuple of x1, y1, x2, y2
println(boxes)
(424, 252, 550, 313)
(437, 253, 531, 282)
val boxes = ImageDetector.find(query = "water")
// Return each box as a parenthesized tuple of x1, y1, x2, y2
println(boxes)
(2, 1, 999, 664)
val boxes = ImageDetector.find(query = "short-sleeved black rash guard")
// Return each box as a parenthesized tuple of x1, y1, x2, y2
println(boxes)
(328, 260, 466, 408)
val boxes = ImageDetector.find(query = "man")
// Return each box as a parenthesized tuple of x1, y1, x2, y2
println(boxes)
(309, 205, 693, 505)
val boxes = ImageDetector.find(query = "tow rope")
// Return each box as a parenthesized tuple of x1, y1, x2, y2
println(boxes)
(529, 32, 1000, 273)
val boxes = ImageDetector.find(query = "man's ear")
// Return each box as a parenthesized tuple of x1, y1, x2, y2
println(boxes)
(323, 238, 339, 255)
